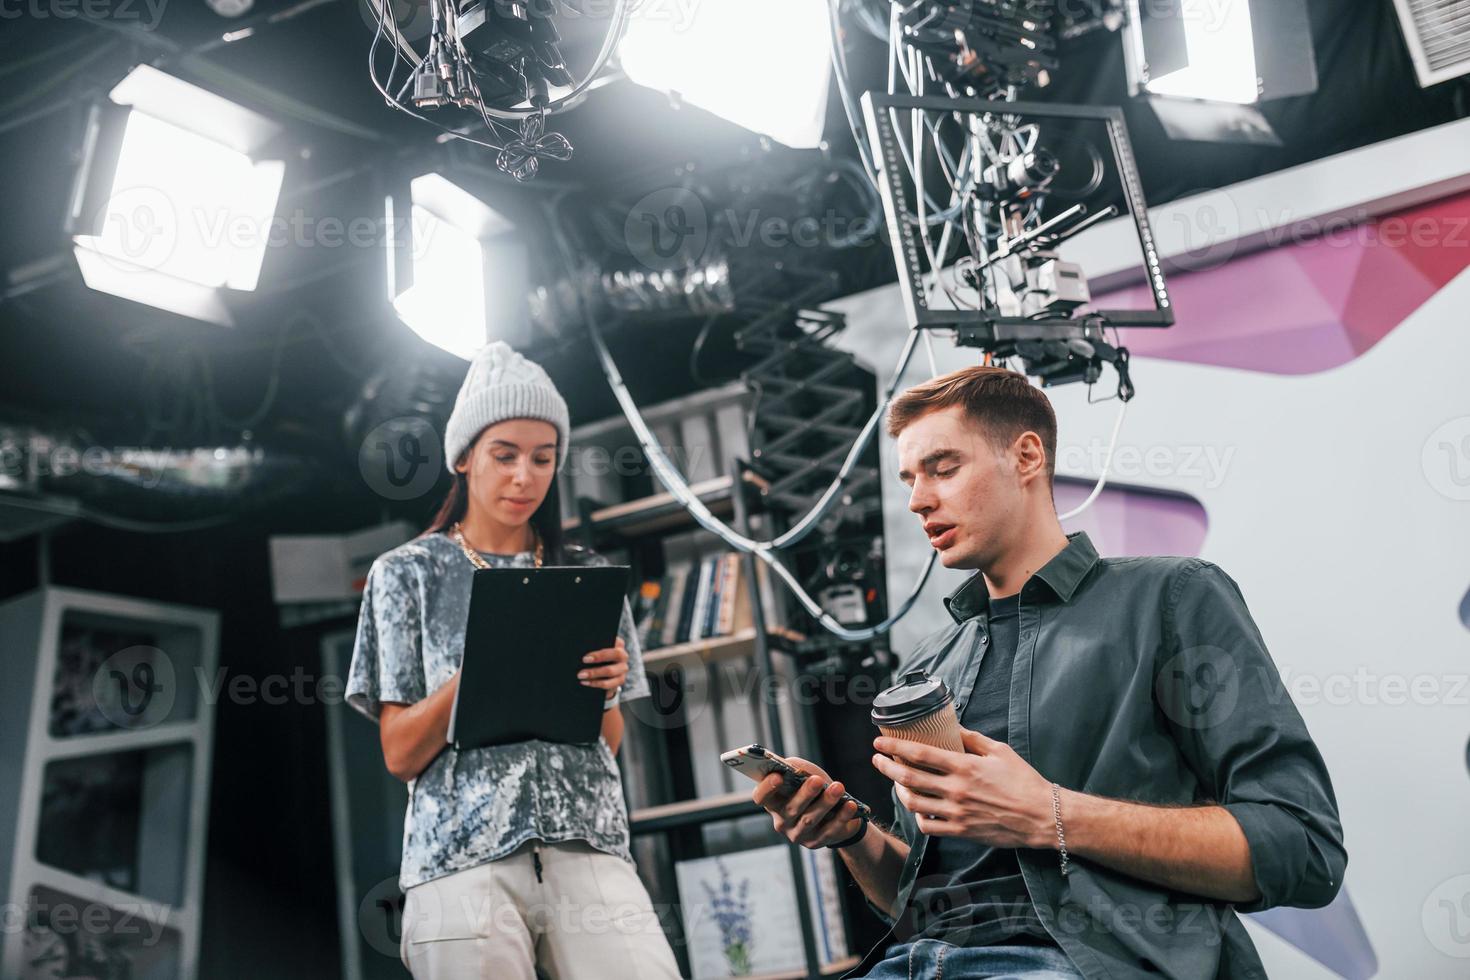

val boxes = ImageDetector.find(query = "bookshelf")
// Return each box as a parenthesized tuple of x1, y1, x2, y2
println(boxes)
(629, 791, 761, 835)
(562, 385, 848, 979)
(562, 472, 771, 542)
(639, 626, 804, 672)
(0, 587, 218, 980)
(321, 628, 410, 980)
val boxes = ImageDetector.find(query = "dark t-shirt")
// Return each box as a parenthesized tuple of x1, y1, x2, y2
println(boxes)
(903, 593, 1053, 946)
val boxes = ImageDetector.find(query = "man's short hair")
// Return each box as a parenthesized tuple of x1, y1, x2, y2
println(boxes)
(886, 366, 1057, 482)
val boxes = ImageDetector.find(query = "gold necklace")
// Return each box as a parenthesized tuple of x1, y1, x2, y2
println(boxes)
(452, 521, 543, 569)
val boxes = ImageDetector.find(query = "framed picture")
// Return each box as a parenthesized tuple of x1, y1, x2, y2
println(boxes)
(675, 845, 847, 978)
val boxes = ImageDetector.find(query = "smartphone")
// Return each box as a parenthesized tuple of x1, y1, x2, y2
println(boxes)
(720, 742, 873, 821)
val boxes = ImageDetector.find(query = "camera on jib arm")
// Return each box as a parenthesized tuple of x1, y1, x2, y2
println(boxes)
(970, 147, 1091, 321)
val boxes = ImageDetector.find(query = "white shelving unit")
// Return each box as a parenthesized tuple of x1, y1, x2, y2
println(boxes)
(0, 587, 218, 980)
(321, 628, 412, 980)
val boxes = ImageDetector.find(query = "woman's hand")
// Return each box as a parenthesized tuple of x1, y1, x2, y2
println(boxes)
(579, 636, 628, 700)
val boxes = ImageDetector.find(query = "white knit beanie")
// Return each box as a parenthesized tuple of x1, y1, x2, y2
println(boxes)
(443, 341, 570, 472)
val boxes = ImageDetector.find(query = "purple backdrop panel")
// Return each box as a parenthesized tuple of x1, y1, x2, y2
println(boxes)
(1089, 189, 1470, 375)
(1251, 890, 1379, 980)
(1054, 479, 1208, 558)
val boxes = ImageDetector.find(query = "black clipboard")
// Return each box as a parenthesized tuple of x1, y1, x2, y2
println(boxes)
(449, 564, 630, 749)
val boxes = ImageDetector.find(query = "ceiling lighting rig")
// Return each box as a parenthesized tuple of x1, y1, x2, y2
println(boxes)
(829, 0, 1175, 400)
(367, 0, 629, 179)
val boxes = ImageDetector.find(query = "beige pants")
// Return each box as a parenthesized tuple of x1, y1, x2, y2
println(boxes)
(400, 840, 683, 980)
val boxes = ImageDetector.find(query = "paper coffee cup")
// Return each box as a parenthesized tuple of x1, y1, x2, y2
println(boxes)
(871, 669, 964, 755)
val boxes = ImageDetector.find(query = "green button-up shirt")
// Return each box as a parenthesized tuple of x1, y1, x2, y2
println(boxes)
(850, 532, 1346, 980)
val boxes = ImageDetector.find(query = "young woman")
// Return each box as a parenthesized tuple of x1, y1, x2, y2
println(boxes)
(346, 342, 682, 980)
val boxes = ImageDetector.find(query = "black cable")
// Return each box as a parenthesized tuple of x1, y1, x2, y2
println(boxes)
(688, 313, 721, 385)
(848, 0, 890, 42)
(0, 34, 96, 81)
(826, 0, 880, 179)
(473, 0, 629, 118)
(0, 40, 118, 117)
(371, 0, 627, 121)
(494, 112, 573, 180)
(791, 157, 884, 249)
(200, 316, 292, 432)
(367, 0, 511, 153)
(6, 494, 242, 533)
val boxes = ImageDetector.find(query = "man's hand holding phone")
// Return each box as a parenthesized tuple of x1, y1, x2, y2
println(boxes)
(751, 757, 866, 849)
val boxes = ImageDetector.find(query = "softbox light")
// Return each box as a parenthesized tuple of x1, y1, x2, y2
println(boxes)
(618, 0, 832, 149)
(386, 173, 530, 361)
(1122, 0, 1317, 145)
(67, 65, 285, 326)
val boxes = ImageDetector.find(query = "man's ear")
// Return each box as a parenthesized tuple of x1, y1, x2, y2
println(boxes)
(1013, 431, 1048, 487)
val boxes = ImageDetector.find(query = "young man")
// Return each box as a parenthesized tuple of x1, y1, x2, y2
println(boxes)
(750, 366, 1345, 979)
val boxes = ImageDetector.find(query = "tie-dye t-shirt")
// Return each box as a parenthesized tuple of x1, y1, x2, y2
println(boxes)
(345, 531, 650, 891)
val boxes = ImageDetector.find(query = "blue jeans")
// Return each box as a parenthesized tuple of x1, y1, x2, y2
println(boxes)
(860, 939, 1083, 980)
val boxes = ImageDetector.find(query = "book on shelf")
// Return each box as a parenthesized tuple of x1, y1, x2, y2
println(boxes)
(641, 578, 673, 650)
(633, 579, 662, 651)
(641, 552, 784, 651)
(700, 552, 733, 641)
(713, 552, 740, 637)
(673, 559, 701, 645)
(659, 558, 693, 648)
(689, 555, 715, 644)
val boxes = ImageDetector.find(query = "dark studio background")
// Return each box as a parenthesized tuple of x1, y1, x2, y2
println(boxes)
(0, 0, 1465, 975)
